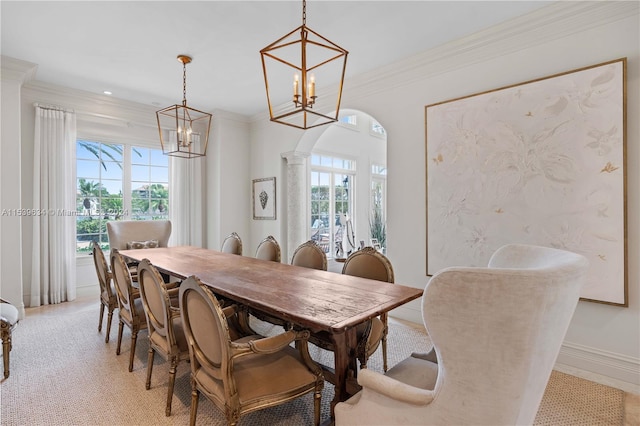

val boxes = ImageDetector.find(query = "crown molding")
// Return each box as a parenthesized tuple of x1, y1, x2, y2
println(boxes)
(1, 55, 38, 84)
(22, 80, 160, 128)
(345, 1, 638, 101)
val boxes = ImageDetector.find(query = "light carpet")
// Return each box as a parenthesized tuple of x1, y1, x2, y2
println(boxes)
(0, 297, 629, 425)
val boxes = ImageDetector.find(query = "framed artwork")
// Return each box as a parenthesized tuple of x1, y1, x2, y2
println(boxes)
(252, 177, 276, 220)
(371, 238, 381, 250)
(425, 58, 627, 306)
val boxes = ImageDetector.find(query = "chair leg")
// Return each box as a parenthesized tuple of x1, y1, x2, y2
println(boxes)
(105, 308, 114, 344)
(129, 331, 138, 372)
(382, 315, 389, 372)
(146, 348, 155, 390)
(98, 303, 105, 332)
(189, 388, 199, 426)
(382, 335, 388, 372)
(166, 358, 178, 416)
(313, 387, 322, 426)
(2, 334, 11, 379)
(116, 321, 124, 355)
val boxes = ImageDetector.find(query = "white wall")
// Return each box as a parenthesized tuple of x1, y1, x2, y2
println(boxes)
(248, 2, 640, 387)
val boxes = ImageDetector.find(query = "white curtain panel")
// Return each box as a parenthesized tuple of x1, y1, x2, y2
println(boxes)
(31, 106, 77, 306)
(169, 156, 205, 247)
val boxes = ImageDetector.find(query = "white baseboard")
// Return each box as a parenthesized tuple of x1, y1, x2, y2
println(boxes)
(76, 284, 99, 299)
(556, 342, 640, 393)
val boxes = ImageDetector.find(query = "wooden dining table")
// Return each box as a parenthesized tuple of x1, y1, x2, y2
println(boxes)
(119, 245, 423, 419)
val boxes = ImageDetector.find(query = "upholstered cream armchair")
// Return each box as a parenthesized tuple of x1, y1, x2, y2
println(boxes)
(179, 276, 324, 426)
(335, 244, 588, 426)
(107, 220, 173, 284)
(221, 232, 243, 255)
(106, 220, 171, 251)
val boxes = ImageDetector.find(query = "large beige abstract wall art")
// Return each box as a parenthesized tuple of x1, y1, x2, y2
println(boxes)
(426, 58, 627, 306)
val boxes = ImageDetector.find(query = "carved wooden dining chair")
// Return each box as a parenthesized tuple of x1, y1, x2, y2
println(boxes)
(179, 275, 324, 426)
(221, 232, 243, 255)
(111, 249, 148, 372)
(255, 235, 281, 262)
(342, 247, 395, 371)
(291, 240, 327, 271)
(92, 241, 119, 343)
(137, 259, 189, 416)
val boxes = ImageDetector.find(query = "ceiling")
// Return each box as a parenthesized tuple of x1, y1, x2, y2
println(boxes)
(1, 1, 552, 117)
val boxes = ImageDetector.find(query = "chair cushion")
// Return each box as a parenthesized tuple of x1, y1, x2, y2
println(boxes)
(194, 345, 317, 405)
(385, 355, 439, 391)
(126, 239, 159, 250)
(0, 303, 18, 326)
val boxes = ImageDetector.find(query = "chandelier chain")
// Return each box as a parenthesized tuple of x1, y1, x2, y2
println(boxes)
(182, 61, 187, 106)
(302, 0, 306, 25)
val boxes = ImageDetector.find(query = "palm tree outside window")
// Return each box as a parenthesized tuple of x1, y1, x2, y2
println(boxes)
(76, 140, 169, 254)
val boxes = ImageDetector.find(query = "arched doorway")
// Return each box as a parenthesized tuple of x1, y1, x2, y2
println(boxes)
(283, 109, 387, 261)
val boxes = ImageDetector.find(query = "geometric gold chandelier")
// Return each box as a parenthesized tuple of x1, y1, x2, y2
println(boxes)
(156, 55, 211, 158)
(260, 0, 348, 130)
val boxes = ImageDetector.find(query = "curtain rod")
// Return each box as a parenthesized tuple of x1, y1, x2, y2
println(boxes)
(33, 102, 75, 113)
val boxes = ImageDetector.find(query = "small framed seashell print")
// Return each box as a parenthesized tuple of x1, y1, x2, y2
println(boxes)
(252, 177, 276, 220)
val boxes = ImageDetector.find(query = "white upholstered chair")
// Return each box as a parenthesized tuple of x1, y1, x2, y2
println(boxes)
(335, 244, 588, 426)
(255, 235, 281, 262)
(221, 232, 243, 255)
(106, 220, 171, 251)
(0, 298, 19, 379)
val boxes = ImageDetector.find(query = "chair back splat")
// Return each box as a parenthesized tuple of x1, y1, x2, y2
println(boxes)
(291, 240, 327, 271)
(221, 232, 243, 255)
(255, 235, 281, 262)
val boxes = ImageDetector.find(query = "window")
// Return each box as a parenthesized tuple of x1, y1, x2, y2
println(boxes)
(339, 114, 357, 127)
(371, 119, 386, 137)
(371, 163, 387, 248)
(76, 139, 169, 253)
(310, 154, 355, 257)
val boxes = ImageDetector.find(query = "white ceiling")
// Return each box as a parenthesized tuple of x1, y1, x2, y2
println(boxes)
(1, 1, 552, 117)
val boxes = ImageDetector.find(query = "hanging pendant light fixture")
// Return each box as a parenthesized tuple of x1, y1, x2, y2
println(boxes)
(260, 0, 348, 130)
(156, 55, 211, 158)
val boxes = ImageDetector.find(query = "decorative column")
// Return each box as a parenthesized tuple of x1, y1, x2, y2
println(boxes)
(281, 151, 309, 262)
